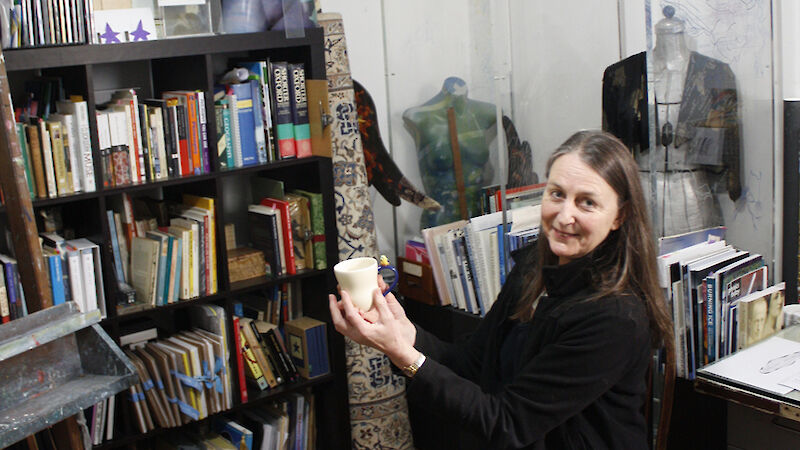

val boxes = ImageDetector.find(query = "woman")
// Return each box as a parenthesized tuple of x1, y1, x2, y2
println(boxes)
(330, 130, 673, 449)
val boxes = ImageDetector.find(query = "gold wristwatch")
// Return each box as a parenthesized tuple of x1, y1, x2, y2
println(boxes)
(402, 353, 426, 378)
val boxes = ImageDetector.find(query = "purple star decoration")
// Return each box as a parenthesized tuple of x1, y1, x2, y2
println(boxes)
(131, 20, 150, 42)
(100, 23, 120, 44)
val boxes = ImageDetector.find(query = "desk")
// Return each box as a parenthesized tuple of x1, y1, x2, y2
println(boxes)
(696, 326, 800, 449)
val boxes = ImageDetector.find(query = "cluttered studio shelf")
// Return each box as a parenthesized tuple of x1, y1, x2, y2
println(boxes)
(0, 27, 350, 449)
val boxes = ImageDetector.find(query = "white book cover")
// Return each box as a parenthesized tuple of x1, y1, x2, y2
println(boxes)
(65, 249, 85, 312)
(442, 229, 466, 311)
(168, 226, 192, 300)
(110, 103, 139, 181)
(38, 121, 57, 198)
(170, 218, 199, 298)
(420, 219, 467, 307)
(57, 99, 96, 192)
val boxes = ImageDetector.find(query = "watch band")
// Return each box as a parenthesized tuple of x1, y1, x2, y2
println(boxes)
(402, 353, 426, 378)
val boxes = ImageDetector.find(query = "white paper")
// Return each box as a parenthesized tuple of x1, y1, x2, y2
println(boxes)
(509, 205, 540, 233)
(700, 336, 800, 395)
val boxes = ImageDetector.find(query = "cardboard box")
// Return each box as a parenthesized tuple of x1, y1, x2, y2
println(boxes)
(227, 247, 267, 283)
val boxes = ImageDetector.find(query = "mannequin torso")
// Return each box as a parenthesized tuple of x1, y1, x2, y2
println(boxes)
(403, 77, 496, 228)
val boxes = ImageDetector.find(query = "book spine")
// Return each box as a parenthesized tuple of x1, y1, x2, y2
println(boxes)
(0, 264, 8, 323)
(231, 317, 248, 402)
(288, 63, 311, 158)
(73, 102, 96, 192)
(39, 121, 57, 198)
(47, 253, 66, 305)
(172, 101, 191, 176)
(266, 327, 297, 382)
(248, 320, 283, 385)
(270, 61, 295, 159)
(249, 79, 268, 164)
(25, 124, 48, 198)
(16, 123, 35, 197)
(239, 326, 271, 390)
(195, 91, 210, 173)
(47, 121, 70, 195)
(706, 275, 716, 363)
(214, 103, 227, 170)
(185, 94, 201, 174)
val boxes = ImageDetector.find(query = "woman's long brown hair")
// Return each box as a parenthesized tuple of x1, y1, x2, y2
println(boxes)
(513, 130, 673, 351)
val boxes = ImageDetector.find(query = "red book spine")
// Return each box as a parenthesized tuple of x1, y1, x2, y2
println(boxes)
(232, 316, 248, 403)
(260, 198, 296, 275)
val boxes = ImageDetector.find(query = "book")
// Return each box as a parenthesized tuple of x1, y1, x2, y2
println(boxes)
(238, 326, 269, 391)
(15, 122, 35, 197)
(291, 189, 326, 270)
(213, 417, 253, 450)
(260, 197, 295, 275)
(130, 236, 161, 306)
(239, 317, 280, 387)
(284, 193, 312, 271)
(738, 283, 786, 350)
(228, 82, 259, 166)
(285, 316, 329, 379)
(46, 120, 70, 195)
(49, 112, 82, 193)
(237, 60, 274, 162)
(24, 123, 48, 198)
(182, 194, 217, 295)
(66, 238, 106, 317)
(56, 98, 96, 192)
(247, 205, 282, 277)
(287, 63, 311, 158)
(269, 61, 295, 159)
(231, 316, 249, 403)
(0, 261, 9, 323)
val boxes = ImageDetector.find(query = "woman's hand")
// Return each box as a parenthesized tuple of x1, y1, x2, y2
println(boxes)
(329, 288, 419, 367)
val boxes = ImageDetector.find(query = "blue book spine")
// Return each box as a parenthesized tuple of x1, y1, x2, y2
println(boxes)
(3, 261, 20, 320)
(145, 235, 167, 306)
(230, 83, 258, 166)
(497, 224, 506, 286)
(47, 254, 65, 305)
(106, 210, 125, 283)
(162, 235, 174, 304)
(172, 236, 182, 302)
(706, 275, 716, 363)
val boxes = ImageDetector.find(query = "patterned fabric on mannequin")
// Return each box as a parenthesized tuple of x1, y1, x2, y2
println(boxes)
(318, 13, 414, 449)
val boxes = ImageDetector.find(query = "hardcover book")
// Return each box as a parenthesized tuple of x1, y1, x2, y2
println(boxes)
(269, 61, 295, 159)
(287, 63, 311, 158)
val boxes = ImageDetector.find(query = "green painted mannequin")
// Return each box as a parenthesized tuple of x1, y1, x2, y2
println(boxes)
(403, 77, 497, 228)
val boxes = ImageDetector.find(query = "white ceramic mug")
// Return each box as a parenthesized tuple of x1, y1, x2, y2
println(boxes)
(333, 257, 398, 311)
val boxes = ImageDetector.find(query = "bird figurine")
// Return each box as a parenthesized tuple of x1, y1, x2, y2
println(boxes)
(503, 115, 538, 188)
(354, 80, 441, 211)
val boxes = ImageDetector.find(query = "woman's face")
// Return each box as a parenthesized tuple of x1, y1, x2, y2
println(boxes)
(541, 153, 622, 265)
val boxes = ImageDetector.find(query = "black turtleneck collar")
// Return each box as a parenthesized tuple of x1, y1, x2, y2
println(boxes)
(541, 254, 595, 298)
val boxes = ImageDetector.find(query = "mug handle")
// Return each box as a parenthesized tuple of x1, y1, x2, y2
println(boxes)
(378, 265, 399, 295)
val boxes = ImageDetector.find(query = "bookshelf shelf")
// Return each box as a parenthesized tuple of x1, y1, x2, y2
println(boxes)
(4, 26, 349, 448)
(4, 29, 324, 71)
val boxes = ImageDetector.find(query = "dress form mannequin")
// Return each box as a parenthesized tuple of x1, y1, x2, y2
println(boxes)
(602, 6, 741, 237)
(403, 77, 496, 228)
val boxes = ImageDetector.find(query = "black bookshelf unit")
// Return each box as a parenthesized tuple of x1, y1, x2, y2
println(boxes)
(3, 28, 349, 449)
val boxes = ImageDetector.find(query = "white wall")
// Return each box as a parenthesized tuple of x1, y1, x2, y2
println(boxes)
(323, 0, 779, 270)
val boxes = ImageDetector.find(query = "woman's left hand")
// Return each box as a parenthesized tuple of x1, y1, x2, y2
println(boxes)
(329, 288, 420, 368)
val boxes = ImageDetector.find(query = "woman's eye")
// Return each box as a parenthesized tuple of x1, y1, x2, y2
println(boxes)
(549, 190, 563, 199)
(581, 199, 596, 208)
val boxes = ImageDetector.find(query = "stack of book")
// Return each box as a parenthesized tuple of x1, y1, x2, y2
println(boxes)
(480, 183, 546, 215)
(214, 60, 311, 169)
(107, 193, 217, 312)
(119, 305, 233, 434)
(657, 226, 785, 379)
(234, 314, 302, 395)
(13, 78, 96, 199)
(153, 393, 316, 450)
(421, 206, 540, 316)
(247, 176, 325, 277)
(95, 88, 212, 187)
(6, 0, 92, 48)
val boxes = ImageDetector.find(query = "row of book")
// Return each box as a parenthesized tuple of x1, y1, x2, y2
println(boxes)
(119, 305, 230, 434)
(106, 193, 217, 310)
(14, 96, 97, 200)
(215, 60, 312, 167)
(657, 226, 785, 379)
(153, 395, 316, 450)
(421, 207, 540, 316)
(479, 183, 545, 215)
(7, 0, 92, 48)
(97, 88, 214, 187)
(40, 233, 106, 316)
(248, 176, 327, 276)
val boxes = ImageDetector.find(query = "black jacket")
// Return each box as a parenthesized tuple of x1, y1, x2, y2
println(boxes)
(407, 245, 652, 449)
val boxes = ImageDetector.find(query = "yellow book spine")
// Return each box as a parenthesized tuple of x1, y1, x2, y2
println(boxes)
(240, 329, 268, 390)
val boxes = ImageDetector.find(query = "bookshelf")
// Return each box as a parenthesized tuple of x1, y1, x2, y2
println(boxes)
(3, 28, 350, 448)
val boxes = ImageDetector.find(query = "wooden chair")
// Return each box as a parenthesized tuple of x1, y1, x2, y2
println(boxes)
(645, 345, 676, 450)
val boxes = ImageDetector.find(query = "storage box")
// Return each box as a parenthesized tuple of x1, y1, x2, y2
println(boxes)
(397, 256, 439, 305)
(0, 303, 137, 447)
(227, 247, 267, 283)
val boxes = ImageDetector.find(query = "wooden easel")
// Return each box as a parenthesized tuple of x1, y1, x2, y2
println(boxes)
(447, 107, 468, 220)
(0, 47, 83, 450)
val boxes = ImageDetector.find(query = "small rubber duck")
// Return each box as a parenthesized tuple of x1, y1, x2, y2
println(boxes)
(379, 255, 391, 267)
